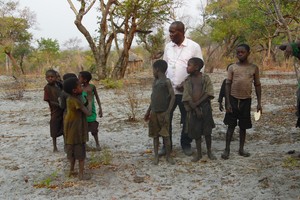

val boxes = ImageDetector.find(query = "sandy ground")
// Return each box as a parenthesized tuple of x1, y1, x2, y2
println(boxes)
(0, 69, 299, 200)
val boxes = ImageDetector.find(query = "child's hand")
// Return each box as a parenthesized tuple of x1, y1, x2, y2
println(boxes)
(175, 84, 184, 92)
(189, 100, 197, 110)
(144, 111, 150, 121)
(219, 102, 224, 112)
(98, 108, 103, 118)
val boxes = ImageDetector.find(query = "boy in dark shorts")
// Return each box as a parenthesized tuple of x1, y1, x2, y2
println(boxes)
(63, 77, 92, 180)
(144, 60, 175, 165)
(182, 57, 216, 162)
(221, 44, 262, 160)
(44, 69, 64, 152)
(78, 71, 103, 151)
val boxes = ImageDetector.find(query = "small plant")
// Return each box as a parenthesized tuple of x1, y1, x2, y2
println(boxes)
(88, 152, 102, 169)
(101, 78, 123, 89)
(282, 156, 300, 169)
(33, 170, 59, 188)
(100, 147, 113, 165)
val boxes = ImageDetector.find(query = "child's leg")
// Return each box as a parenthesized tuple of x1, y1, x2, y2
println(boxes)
(93, 133, 101, 150)
(153, 137, 159, 165)
(68, 158, 76, 177)
(192, 138, 202, 162)
(221, 126, 235, 159)
(52, 137, 58, 152)
(78, 159, 91, 180)
(239, 128, 250, 157)
(205, 135, 216, 160)
(163, 136, 175, 165)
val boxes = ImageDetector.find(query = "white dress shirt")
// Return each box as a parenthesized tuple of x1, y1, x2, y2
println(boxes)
(163, 37, 203, 94)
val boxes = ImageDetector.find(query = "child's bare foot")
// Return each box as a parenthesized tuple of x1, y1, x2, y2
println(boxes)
(208, 152, 217, 160)
(78, 173, 91, 180)
(166, 157, 175, 165)
(239, 150, 250, 157)
(153, 156, 159, 165)
(68, 171, 78, 177)
(96, 144, 101, 151)
(221, 150, 229, 160)
(191, 154, 202, 162)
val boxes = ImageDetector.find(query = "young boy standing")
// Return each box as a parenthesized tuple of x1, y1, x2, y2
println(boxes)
(144, 60, 175, 165)
(63, 77, 92, 180)
(44, 69, 64, 152)
(221, 44, 262, 160)
(182, 57, 216, 162)
(78, 71, 103, 150)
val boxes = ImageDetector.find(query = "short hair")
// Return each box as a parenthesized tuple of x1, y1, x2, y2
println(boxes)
(79, 71, 92, 82)
(171, 21, 185, 33)
(62, 73, 77, 81)
(153, 59, 168, 73)
(237, 44, 250, 52)
(45, 69, 57, 76)
(188, 57, 204, 71)
(63, 77, 79, 95)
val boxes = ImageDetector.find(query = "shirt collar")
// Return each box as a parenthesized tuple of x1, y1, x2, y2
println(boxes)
(172, 37, 187, 47)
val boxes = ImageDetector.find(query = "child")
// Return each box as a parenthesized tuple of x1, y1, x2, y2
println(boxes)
(58, 73, 77, 152)
(44, 69, 64, 152)
(182, 57, 216, 162)
(144, 60, 175, 165)
(59, 73, 78, 113)
(221, 44, 262, 160)
(63, 77, 92, 180)
(78, 71, 103, 150)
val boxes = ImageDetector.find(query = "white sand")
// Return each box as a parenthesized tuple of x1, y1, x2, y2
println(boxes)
(0, 70, 299, 200)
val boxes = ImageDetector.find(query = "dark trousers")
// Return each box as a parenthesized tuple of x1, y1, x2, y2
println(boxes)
(169, 94, 192, 149)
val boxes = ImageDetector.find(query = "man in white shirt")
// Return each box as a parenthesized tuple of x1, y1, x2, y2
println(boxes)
(162, 21, 204, 156)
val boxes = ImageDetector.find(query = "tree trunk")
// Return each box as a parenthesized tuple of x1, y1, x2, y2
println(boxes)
(5, 51, 22, 76)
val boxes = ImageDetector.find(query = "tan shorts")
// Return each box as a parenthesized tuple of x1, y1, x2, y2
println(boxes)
(148, 111, 170, 138)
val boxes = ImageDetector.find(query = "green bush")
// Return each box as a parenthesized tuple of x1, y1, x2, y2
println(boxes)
(101, 78, 123, 89)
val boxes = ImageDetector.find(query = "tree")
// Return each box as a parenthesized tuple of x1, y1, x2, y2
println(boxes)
(0, 0, 35, 75)
(203, 0, 300, 65)
(137, 27, 165, 60)
(67, 0, 172, 79)
(36, 38, 60, 69)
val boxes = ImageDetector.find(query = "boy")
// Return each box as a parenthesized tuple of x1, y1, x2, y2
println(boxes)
(78, 71, 103, 150)
(63, 77, 92, 180)
(221, 44, 262, 160)
(44, 69, 64, 152)
(144, 60, 175, 165)
(182, 57, 216, 162)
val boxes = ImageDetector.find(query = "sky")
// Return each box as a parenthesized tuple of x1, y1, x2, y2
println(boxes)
(19, 0, 206, 49)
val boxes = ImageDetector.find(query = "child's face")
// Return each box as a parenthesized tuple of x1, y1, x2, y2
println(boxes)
(186, 61, 197, 74)
(78, 74, 86, 85)
(45, 72, 57, 85)
(152, 68, 159, 78)
(73, 81, 83, 95)
(236, 46, 250, 62)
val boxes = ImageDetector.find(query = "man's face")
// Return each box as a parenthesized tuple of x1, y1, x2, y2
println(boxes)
(169, 24, 183, 45)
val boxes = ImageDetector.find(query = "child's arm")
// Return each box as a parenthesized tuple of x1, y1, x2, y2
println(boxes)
(144, 105, 151, 121)
(80, 96, 93, 116)
(218, 79, 226, 111)
(166, 79, 175, 114)
(254, 66, 262, 113)
(93, 85, 103, 117)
